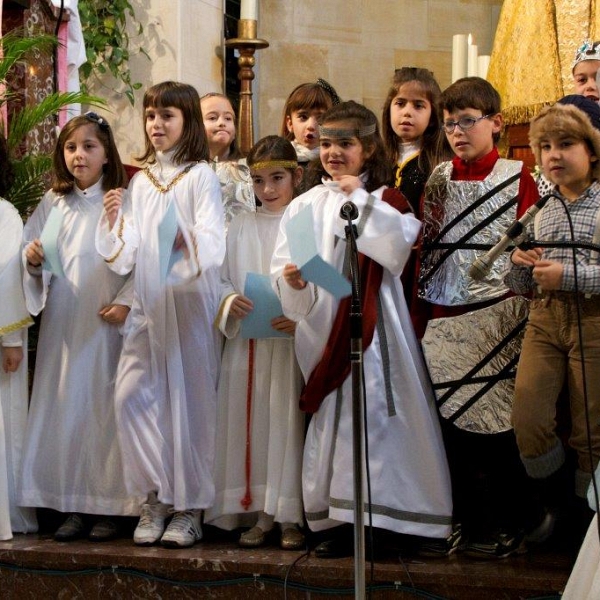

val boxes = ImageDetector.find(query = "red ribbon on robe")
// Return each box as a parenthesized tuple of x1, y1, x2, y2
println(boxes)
(299, 188, 413, 413)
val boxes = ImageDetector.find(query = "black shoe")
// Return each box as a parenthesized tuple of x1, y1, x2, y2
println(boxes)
(464, 529, 526, 559)
(525, 507, 558, 545)
(54, 514, 86, 542)
(315, 537, 354, 558)
(417, 523, 465, 558)
(89, 519, 119, 542)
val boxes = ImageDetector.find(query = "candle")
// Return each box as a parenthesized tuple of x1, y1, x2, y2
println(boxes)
(478, 55, 490, 80)
(467, 34, 478, 77)
(452, 34, 468, 83)
(240, 0, 258, 20)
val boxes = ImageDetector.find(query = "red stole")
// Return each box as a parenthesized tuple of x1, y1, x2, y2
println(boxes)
(299, 188, 413, 413)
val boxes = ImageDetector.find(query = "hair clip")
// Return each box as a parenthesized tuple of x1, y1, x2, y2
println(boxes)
(84, 111, 110, 131)
(316, 79, 341, 105)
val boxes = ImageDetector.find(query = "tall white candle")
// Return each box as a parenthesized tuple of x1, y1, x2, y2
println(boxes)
(478, 55, 491, 80)
(452, 34, 468, 83)
(240, 0, 258, 20)
(467, 35, 478, 77)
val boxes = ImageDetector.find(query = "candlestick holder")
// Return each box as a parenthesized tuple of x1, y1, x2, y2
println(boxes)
(225, 19, 269, 155)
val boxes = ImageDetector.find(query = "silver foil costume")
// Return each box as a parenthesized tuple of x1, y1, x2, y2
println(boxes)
(419, 158, 521, 306)
(419, 159, 528, 433)
(421, 297, 529, 433)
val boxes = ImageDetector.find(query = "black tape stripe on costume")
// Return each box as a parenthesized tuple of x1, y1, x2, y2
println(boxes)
(428, 172, 521, 247)
(445, 353, 521, 424)
(434, 316, 527, 407)
(420, 194, 518, 284)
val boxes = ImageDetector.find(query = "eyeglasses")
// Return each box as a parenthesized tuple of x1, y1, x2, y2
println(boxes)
(84, 111, 110, 131)
(442, 114, 492, 134)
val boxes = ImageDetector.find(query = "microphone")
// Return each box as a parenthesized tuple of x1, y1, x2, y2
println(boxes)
(340, 201, 359, 221)
(469, 194, 554, 281)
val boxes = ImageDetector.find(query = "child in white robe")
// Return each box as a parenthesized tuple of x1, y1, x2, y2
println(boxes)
(201, 93, 255, 228)
(98, 81, 225, 549)
(271, 101, 453, 558)
(20, 113, 139, 542)
(0, 138, 37, 540)
(206, 136, 305, 550)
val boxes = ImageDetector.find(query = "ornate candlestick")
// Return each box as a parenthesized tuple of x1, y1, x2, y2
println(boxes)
(225, 19, 268, 155)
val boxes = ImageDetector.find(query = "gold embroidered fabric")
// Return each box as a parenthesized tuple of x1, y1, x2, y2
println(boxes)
(143, 163, 196, 193)
(489, 0, 600, 125)
(0, 316, 34, 337)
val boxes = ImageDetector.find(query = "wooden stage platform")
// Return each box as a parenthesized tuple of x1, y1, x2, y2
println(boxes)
(0, 525, 575, 599)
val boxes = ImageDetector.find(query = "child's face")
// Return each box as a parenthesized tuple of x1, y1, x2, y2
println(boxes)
(201, 96, 236, 160)
(63, 123, 108, 190)
(390, 82, 432, 145)
(250, 166, 301, 212)
(573, 60, 600, 103)
(145, 105, 184, 153)
(442, 108, 501, 163)
(286, 108, 326, 150)
(319, 122, 373, 180)
(540, 134, 596, 200)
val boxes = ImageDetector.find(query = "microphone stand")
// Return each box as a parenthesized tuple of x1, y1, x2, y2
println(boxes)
(342, 208, 366, 600)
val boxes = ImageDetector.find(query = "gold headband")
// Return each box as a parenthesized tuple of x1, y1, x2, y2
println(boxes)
(319, 123, 377, 139)
(249, 160, 298, 170)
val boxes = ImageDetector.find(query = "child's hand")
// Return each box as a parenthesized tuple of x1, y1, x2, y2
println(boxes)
(283, 263, 307, 290)
(103, 188, 124, 229)
(2, 346, 23, 373)
(271, 315, 296, 335)
(336, 175, 363, 195)
(99, 304, 130, 325)
(230, 295, 254, 319)
(25, 239, 44, 267)
(532, 260, 563, 290)
(510, 246, 543, 267)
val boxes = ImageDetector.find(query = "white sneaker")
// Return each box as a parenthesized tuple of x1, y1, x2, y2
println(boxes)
(161, 510, 203, 548)
(133, 502, 169, 545)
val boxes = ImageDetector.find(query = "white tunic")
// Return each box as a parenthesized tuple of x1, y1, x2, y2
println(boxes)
(96, 153, 225, 511)
(562, 513, 600, 599)
(0, 200, 37, 539)
(271, 183, 453, 537)
(205, 207, 304, 529)
(20, 182, 141, 515)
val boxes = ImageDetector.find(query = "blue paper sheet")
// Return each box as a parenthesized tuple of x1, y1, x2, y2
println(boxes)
(157, 201, 183, 283)
(285, 204, 351, 300)
(240, 272, 290, 339)
(39, 206, 65, 277)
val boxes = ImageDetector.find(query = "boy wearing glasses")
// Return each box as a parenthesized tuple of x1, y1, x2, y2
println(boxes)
(416, 77, 539, 558)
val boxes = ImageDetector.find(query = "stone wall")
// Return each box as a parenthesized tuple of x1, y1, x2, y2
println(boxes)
(255, 0, 503, 139)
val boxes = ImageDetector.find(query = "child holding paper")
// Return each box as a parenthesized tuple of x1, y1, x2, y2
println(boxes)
(205, 135, 306, 550)
(20, 112, 140, 542)
(271, 101, 453, 558)
(97, 81, 225, 548)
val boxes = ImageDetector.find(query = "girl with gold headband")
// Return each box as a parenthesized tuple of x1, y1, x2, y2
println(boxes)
(205, 136, 306, 551)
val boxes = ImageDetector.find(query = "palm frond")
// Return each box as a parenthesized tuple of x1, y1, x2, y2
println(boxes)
(0, 32, 57, 85)
(6, 92, 103, 152)
(6, 154, 53, 214)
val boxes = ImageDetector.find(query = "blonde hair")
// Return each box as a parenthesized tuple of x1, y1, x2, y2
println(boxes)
(529, 103, 600, 179)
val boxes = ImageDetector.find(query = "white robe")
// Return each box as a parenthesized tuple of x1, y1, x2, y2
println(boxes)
(96, 154, 225, 511)
(205, 207, 304, 529)
(0, 200, 37, 539)
(19, 182, 141, 515)
(562, 513, 600, 599)
(271, 183, 453, 537)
